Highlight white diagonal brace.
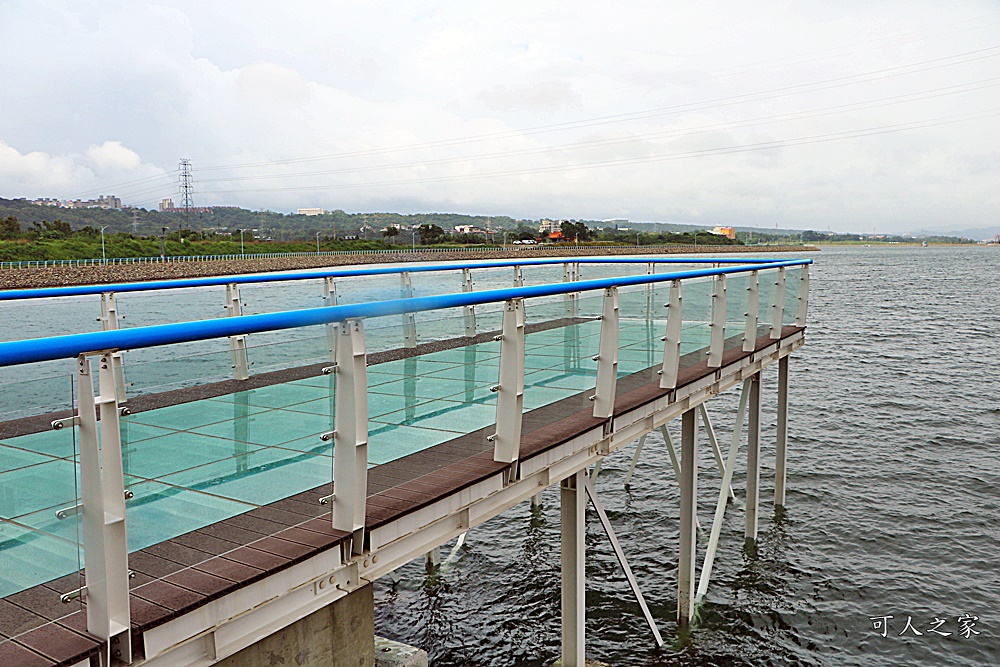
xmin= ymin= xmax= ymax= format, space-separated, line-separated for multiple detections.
xmin=584 ymin=474 xmax=664 ymax=647
xmin=623 ymin=433 xmax=647 ymax=487
xmin=698 ymin=403 xmax=735 ymax=501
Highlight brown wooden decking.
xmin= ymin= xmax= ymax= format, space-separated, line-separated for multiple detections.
xmin=0 ymin=325 xmax=803 ymax=666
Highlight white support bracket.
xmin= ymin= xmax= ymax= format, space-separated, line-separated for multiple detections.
xmin=592 ymin=287 xmax=619 ymax=419
xmin=76 ymin=352 xmax=132 ymax=664
xmin=770 ymin=267 xmax=786 ymax=340
xmin=225 ymin=284 xmax=250 ymax=380
xmin=708 ymin=274 xmax=727 ymax=368
xmin=795 ymin=265 xmax=810 ymax=326
xmin=400 ymin=272 xmax=417 ymax=349
xmin=332 ymin=319 xmax=368 ymax=554
xmin=99 ymin=293 xmax=127 ymax=403
xmin=461 ymin=268 xmax=477 ymax=337
xmin=323 ymin=277 xmax=338 ymax=362
xmin=743 ymin=271 xmax=760 ymax=352
xmin=584 ymin=474 xmax=664 ymax=647
xmin=660 ymin=280 xmax=683 ymax=389
xmin=492 ymin=299 xmax=525 ymax=465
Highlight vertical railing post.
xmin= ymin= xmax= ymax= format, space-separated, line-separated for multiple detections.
xmin=677 ymin=408 xmax=698 ymax=628
xmin=592 ymin=287 xmax=619 ymax=419
xmin=323 ymin=276 xmax=338 ymax=362
xmin=492 ymin=298 xmax=525 ymax=465
xmin=745 ymin=372 xmax=762 ymax=548
xmin=99 ymin=293 xmax=127 ymax=402
xmin=795 ymin=265 xmax=810 ymax=326
xmin=775 ymin=356 xmax=790 ymax=508
xmin=707 ymin=274 xmax=726 ymax=367
xmin=660 ymin=280 xmax=683 ymax=389
xmin=513 ymin=265 xmax=523 ymax=287
xmin=770 ymin=267 xmax=786 ymax=339
xmin=645 ymin=261 xmax=655 ymax=320
xmin=561 ymin=470 xmax=586 ymax=667
xmin=77 ymin=353 xmax=132 ymax=664
xmin=743 ymin=271 xmax=759 ymax=352
xmin=563 ymin=262 xmax=579 ymax=318
xmin=461 ymin=268 xmax=477 ymax=337
xmin=400 ymin=272 xmax=417 ymax=348
xmin=225 ymin=284 xmax=250 ymax=380
xmin=333 ymin=319 xmax=369 ymax=554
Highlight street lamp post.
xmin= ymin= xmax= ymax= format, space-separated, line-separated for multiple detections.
xmin=100 ymin=226 xmax=108 ymax=265
xmin=239 ymin=229 xmax=246 ymax=257
xmin=504 ymin=231 xmax=508 ymax=249
xmin=316 ymin=231 xmax=322 ymax=254
xmin=636 ymin=232 xmax=640 ymax=247
xmin=160 ymin=227 xmax=168 ymax=260
xmin=411 ymin=231 xmax=417 ymax=249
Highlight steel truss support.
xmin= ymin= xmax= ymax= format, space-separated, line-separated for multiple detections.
xmin=708 ymin=274 xmax=726 ymax=367
xmin=323 ymin=277 xmax=338 ymax=362
xmin=99 ymin=293 xmax=127 ymax=402
xmin=461 ymin=268 xmax=477 ymax=337
xmin=769 ymin=268 xmax=786 ymax=339
xmin=698 ymin=404 xmax=735 ymax=502
xmin=492 ymin=298 xmax=525 ymax=465
xmin=563 ymin=262 xmax=579 ymax=318
xmin=661 ymin=425 xmax=701 ymax=532
xmin=224 ymin=283 xmax=250 ymax=380
xmin=775 ymin=356 xmax=790 ymax=508
xmin=745 ymin=372 xmax=762 ymax=546
xmin=76 ymin=352 xmax=132 ymax=665
xmin=584 ymin=475 xmax=664 ymax=647
xmin=333 ymin=319 xmax=369 ymax=554
xmin=697 ymin=378 xmax=751 ymax=601
xmin=400 ymin=272 xmax=417 ymax=348
xmin=592 ymin=287 xmax=619 ymax=419
xmin=677 ymin=409 xmax=698 ymax=628
xmin=660 ymin=280 xmax=683 ymax=389
xmin=743 ymin=270 xmax=759 ymax=352
xmin=623 ymin=433 xmax=646 ymax=487
xmin=561 ymin=470 xmax=585 ymax=667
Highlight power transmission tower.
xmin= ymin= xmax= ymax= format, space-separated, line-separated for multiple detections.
xmin=178 ymin=158 xmax=194 ymax=229
xmin=131 ymin=210 xmax=139 ymax=234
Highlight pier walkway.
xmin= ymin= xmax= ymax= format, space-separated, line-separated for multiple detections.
xmin=0 ymin=256 xmax=809 ymax=667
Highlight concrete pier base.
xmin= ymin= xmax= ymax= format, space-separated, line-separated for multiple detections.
xmin=375 ymin=636 xmax=428 ymax=667
xmin=215 ymin=584 xmax=375 ymax=667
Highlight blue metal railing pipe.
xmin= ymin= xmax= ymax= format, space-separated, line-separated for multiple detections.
xmin=0 ymin=259 xmax=810 ymax=367
xmin=0 ymin=256 xmax=794 ymax=302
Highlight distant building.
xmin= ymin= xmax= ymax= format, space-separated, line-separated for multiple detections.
xmin=602 ymin=218 xmax=628 ymax=228
xmin=32 ymin=195 xmax=122 ymax=209
xmin=454 ymin=225 xmax=486 ymax=234
xmin=538 ymin=219 xmax=561 ymax=234
xmin=159 ymin=198 xmax=174 ymax=212
xmin=30 ymin=198 xmax=61 ymax=207
xmin=710 ymin=226 xmax=736 ymax=239
xmin=297 ymin=208 xmax=326 ymax=216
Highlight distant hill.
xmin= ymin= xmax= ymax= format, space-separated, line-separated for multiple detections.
xmin=920 ymin=225 xmax=1000 ymax=241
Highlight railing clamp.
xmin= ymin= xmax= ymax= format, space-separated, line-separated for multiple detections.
xmin=321 ymin=430 xmax=336 ymax=442
xmin=322 ymin=364 xmax=338 ymax=374
xmin=51 ymin=416 xmax=81 ymax=430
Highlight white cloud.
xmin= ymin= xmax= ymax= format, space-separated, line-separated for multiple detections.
xmin=0 ymin=0 xmax=998 ymax=232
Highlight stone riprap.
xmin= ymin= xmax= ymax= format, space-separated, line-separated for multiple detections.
xmin=0 ymin=245 xmax=816 ymax=290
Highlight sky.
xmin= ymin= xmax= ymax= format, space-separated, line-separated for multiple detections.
xmin=1 ymin=1 xmax=998 ymax=234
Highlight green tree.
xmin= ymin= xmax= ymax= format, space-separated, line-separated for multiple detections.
xmin=0 ymin=215 xmax=19 ymax=239
xmin=382 ymin=226 xmax=400 ymax=243
xmin=561 ymin=221 xmax=590 ymax=241
xmin=417 ymin=223 xmax=445 ymax=244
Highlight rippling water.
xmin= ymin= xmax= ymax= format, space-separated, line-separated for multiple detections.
xmin=373 ymin=246 xmax=1000 ymax=667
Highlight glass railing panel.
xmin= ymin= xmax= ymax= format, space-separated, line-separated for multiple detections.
xmin=117 ymin=285 xmax=225 ymax=328
xmin=783 ymin=266 xmax=803 ymax=328
xmin=757 ymin=268 xmax=778 ymax=340
xmin=679 ymin=276 xmax=714 ymax=359
xmin=724 ymin=273 xmax=752 ymax=353
xmin=616 ymin=283 xmax=666 ymax=376
xmin=124 ymin=342 xmax=237 ymax=395
xmin=0 ymin=371 xmax=83 ymax=642
xmin=0 ymin=295 xmax=98 ymax=342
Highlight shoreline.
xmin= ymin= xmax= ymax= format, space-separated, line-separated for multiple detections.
xmin=0 ymin=244 xmax=816 ymax=290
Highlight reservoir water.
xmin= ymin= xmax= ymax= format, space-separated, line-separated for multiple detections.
xmin=372 ymin=246 xmax=999 ymax=667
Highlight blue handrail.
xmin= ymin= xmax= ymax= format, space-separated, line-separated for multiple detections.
xmin=0 ymin=259 xmax=810 ymax=366
xmin=0 ymin=255 xmax=796 ymax=301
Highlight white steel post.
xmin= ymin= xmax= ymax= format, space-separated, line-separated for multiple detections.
xmin=400 ymin=271 xmax=417 ymax=348
xmin=592 ymin=287 xmax=619 ymax=419
xmin=461 ymin=267 xmax=477 ymax=337
xmin=775 ymin=356 xmax=790 ymax=508
xmin=645 ymin=262 xmax=655 ymax=320
xmin=660 ymin=280 xmax=683 ymax=389
xmin=697 ymin=378 xmax=751 ymax=601
xmin=563 ymin=262 xmax=579 ymax=318
xmin=708 ymin=274 xmax=726 ymax=367
xmin=323 ymin=276 xmax=338 ymax=362
xmin=770 ymin=267 xmax=786 ymax=340
xmin=513 ymin=265 xmax=524 ymax=287
xmin=623 ymin=433 xmax=647 ymax=487
xmin=743 ymin=271 xmax=759 ymax=352
xmin=99 ymin=293 xmax=127 ymax=402
xmin=492 ymin=299 xmax=525 ymax=464
xmin=745 ymin=372 xmax=762 ymax=546
xmin=698 ymin=403 xmax=735 ymax=501
xmin=661 ymin=425 xmax=701 ymax=532
xmin=678 ymin=408 xmax=698 ymax=628
xmin=333 ymin=319 xmax=369 ymax=554
xmin=795 ymin=265 xmax=810 ymax=326
xmin=77 ymin=353 xmax=132 ymax=664
xmin=225 ymin=283 xmax=250 ymax=380
xmin=561 ymin=470 xmax=586 ymax=667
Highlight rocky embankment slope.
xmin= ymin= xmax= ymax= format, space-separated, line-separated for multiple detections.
xmin=0 ymin=245 xmax=816 ymax=290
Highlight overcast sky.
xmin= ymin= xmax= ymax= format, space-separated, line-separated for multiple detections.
xmin=1 ymin=1 xmax=998 ymax=234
